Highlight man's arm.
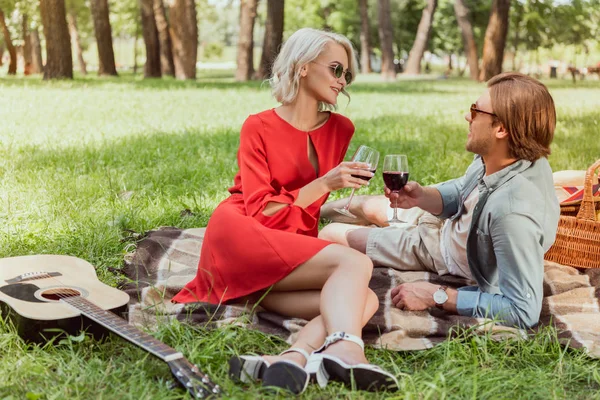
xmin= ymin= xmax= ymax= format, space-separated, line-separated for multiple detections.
xmin=391 ymin=213 xmax=545 ymax=329
xmin=456 ymin=213 xmax=545 ymax=329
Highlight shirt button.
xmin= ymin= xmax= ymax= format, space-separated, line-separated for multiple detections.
xmin=526 ymin=293 xmax=532 ymax=299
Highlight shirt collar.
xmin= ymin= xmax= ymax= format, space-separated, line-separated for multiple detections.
xmin=478 ymin=157 xmax=532 ymax=191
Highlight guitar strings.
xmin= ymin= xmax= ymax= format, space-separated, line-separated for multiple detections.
xmin=29 ymin=272 xmax=218 ymax=395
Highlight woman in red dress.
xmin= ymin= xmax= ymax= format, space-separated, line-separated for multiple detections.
xmin=173 ymin=28 xmax=397 ymax=393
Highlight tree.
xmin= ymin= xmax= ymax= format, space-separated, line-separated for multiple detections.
xmin=139 ymin=0 xmax=161 ymax=77
xmin=169 ymin=0 xmax=198 ymax=79
xmin=0 ymin=8 xmax=16 ymax=75
xmin=40 ymin=0 xmax=73 ymax=79
xmin=30 ymin=26 xmax=44 ymax=73
xmin=153 ymin=0 xmax=174 ymax=76
xmin=378 ymin=0 xmax=395 ymax=80
xmin=454 ymin=0 xmax=479 ymax=80
xmin=90 ymin=0 xmax=117 ymax=76
xmin=358 ymin=0 xmax=371 ymax=74
xmin=479 ymin=0 xmax=511 ymax=81
xmin=405 ymin=0 xmax=437 ymax=75
xmin=22 ymin=14 xmax=33 ymax=75
xmin=66 ymin=9 xmax=87 ymax=74
xmin=256 ymin=0 xmax=284 ymax=79
xmin=236 ymin=0 xmax=258 ymax=81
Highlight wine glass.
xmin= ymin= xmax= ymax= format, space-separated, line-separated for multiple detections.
xmin=333 ymin=145 xmax=380 ymax=218
xmin=382 ymin=155 xmax=409 ymax=224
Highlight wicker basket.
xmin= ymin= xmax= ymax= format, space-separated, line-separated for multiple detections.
xmin=545 ymin=159 xmax=600 ymax=268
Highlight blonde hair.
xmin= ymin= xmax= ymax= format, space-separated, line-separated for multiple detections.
xmin=269 ymin=28 xmax=359 ymax=111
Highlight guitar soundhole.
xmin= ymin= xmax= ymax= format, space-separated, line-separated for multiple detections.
xmin=40 ymin=288 xmax=82 ymax=301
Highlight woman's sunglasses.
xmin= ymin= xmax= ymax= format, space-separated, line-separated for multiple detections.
xmin=470 ymin=103 xmax=497 ymax=120
xmin=312 ymin=62 xmax=353 ymax=85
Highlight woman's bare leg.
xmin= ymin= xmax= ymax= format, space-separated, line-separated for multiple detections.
xmin=319 ymin=223 xmax=372 ymax=252
xmin=261 ymin=289 xmax=379 ymax=366
xmin=320 ymin=195 xmax=390 ymax=226
xmin=254 ymin=244 xmax=375 ymax=366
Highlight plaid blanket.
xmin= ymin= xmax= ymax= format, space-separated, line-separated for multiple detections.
xmin=120 ymin=227 xmax=600 ymax=358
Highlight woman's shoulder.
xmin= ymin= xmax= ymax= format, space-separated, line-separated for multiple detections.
xmin=329 ymin=112 xmax=355 ymax=134
xmin=241 ymin=110 xmax=273 ymax=133
xmin=243 ymin=110 xmax=272 ymax=125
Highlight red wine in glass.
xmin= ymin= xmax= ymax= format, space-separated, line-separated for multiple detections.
xmin=382 ymin=171 xmax=409 ymax=191
xmin=334 ymin=145 xmax=380 ymax=218
xmin=352 ymin=169 xmax=377 ymax=182
xmin=383 ymin=155 xmax=409 ymax=224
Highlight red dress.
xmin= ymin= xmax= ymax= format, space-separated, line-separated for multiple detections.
xmin=173 ymin=109 xmax=354 ymax=304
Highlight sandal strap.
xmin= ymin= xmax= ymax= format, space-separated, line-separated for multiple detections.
xmin=314 ymin=331 xmax=364 ymax=354
xmin=279 ymin=347 xmax=311 ymax=361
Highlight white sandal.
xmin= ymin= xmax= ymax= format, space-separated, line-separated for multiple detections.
xmin=262 ymin=347 xmax=311 ymax=395
xmin=229 ymin=347 xmax=311 ymax=394
xmin=305 ymin=331 xmax=399 ymax=392
xmin=228 ymin=354 xmax=270 ymax=383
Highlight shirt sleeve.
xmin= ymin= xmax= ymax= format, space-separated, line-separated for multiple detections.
xmin=435 ymin=175 xmax=465 ymax=219
xmin=456 ymin=213 xmax=545 ymax=329
xmin=237 ymin=115 xmax=318 ymax=233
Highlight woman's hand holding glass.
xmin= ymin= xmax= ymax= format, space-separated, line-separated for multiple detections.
xmin=332 ymin=145 xmax=379 ymax=218
xmin=321 ymin=161 xmax=374 ymax=191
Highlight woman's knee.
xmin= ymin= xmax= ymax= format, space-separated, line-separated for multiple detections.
xmin=318 ymin=223 xmax=343 ymax=243
xmin=361 ymin=196 xmax=389 ymax=226
xmin=337 ymin=247 xmax=373 ymax=278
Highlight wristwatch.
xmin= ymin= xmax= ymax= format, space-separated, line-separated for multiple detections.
xmin=433 ymin=286 xmax=449 ymax=309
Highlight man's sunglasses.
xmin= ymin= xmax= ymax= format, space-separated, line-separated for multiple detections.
xmin=470 ymin=104 xmax=497 ymax=120
xmin=312 ymin=62 xmax=353 ymax=85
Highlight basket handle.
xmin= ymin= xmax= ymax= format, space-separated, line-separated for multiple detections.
xmin=576 ymin=159 xmax=600 ymax=221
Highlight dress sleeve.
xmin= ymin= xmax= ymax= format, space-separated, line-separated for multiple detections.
xmin=238 ymin=115 xmax=319 ymax=233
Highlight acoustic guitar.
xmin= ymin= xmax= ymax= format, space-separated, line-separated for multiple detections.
xmin=0 ymin=254 xmax=220 ymax=399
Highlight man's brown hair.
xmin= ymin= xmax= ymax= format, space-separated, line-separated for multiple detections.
xmin=487 ymin=72 xmax=556 ymax=161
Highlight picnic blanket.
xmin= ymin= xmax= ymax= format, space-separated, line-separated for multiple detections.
xmin=120 ymin=227 xmax=600 ymax=358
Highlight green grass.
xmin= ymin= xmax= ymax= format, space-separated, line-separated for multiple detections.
xmin=1 ymin=73 xmax=600 ymax=399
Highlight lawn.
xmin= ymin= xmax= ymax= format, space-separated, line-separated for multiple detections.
xmin=1 ymin=72 xmax=600 ymax=399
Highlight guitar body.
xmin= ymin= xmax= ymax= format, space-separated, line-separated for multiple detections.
xmin=0 ymin=254 xmax=220 ymax=398
xmin=0 ymin=255 xmax=129 ymax=343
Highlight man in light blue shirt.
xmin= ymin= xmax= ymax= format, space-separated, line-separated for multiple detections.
xmin=320 ymin=72 xmax=560 ymax=329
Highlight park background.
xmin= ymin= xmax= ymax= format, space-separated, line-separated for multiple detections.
xmin=1 ymin=0 xmax=600 ymax=399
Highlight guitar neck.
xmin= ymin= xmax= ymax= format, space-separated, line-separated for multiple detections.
xmin=61 ymin=296 xmax=182 ymax=362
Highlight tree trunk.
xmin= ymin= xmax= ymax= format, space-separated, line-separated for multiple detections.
xmin=405 ymin=0 xmax=437 ymax=75
xmin=511 ymin=2 xmax=523 ymax=72
xmin=90 ymin=0 xmax=118 ymax=76
xmin=66 ymin=11 xmax=87 ymax=75
xmin=0 ymin=42 xmax=4 ymax=66
xmin=479 ymin=0 xmax=511 ymax=82
xmin=0 ymin=9 xmax=17 ymax=75
xmin=168 ymin=0 xmax=198 ymax=79
xmin=454 ymin=0 xmax=479 ymax=80
xmin=153 ymin=0 xmax=174 ymax=76
xmin=377 ymin=0 xmax=395 ymax=80
xmin=256 ymin=0 xmax=284 ymax=79
xmin=236 ymin=0 xmax=258 ymax=81
xmin=30 ymin=27 xmax=44 ymax=74
xmin=22 ymin=15 xmax=33 ymax=75
xmin=139 ymin=0 xmax=161 ymax=78
xmin=358 ymin=0 xmax=371 ymax=74
xmin=40 ymin=0 xmax=73 ymax=79
xmin=133 ymin=16 xmax=140 ymax=74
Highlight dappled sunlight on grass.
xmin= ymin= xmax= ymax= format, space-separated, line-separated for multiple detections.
xmin=1 ymin=76 xmax=600 ymax=399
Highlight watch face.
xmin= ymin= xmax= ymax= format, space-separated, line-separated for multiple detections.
xmin=433 ymin=289 xmax=449 ymax=304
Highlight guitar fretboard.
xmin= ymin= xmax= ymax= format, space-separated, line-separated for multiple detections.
xmin=62 ymin=296 xmax=182 ymax=362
